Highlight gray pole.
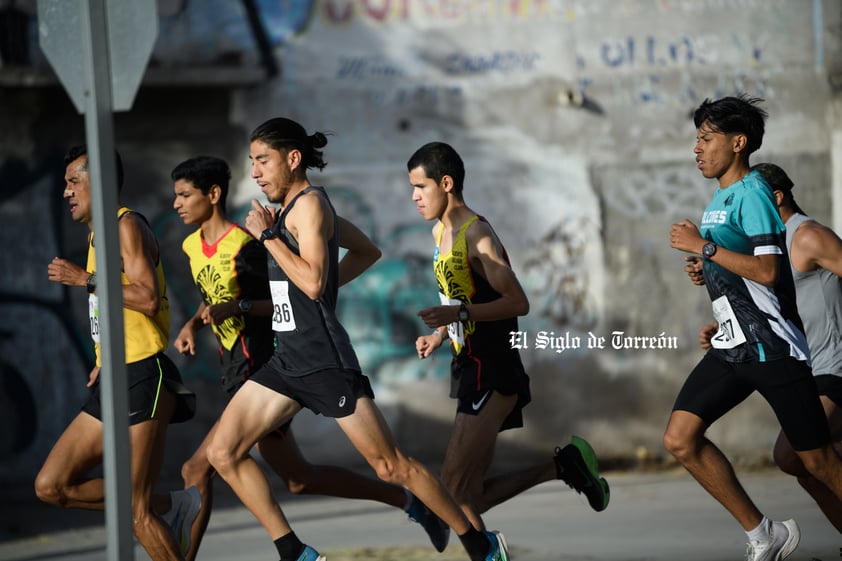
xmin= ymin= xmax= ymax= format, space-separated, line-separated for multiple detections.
xmin=79 ymin=1 xmax=134 ymax=560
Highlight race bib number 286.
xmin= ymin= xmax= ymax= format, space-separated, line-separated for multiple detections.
xmin=270 ymin=280 xmax=296 ymax=332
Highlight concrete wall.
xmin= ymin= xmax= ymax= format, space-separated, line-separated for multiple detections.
xmin=1 ymin=0 xmax=841 ymax=489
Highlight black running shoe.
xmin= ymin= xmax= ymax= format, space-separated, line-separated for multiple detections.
xmin=554 ymin=435 xmax=610 ymax=512
xmin=406 ymin=494 xmax=450 ymax=552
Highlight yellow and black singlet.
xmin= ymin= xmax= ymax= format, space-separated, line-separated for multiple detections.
xmin=433 ymin=215 xmax=520 ymax=361
xmin=182 ymin=223 xmax=270 ymax=351
xmin=87 ymin=208 xmax=169 ymax=366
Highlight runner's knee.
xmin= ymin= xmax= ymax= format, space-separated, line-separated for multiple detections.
xmin=285 ymin=477 xmax=309 ymax=495
xmin=440 ymin=465 xmax=477 ymax=502
xmin=662 ymin=424 xmax=695 ymax=461
xmin=181 ymin=453 xmax=212 ymax=486
xmin=276 ymin=466 xmax=315 ymax=495
xmin=370 ymin=454 xmax=413 ymax=485
xmin=798 ymin=447 xmax=836 ymax=483
xmin=772 ymin=439 xmax=804 ymax=476
xmin=34 ymin=471 xmax=65 ymax=507
xmin=205 ymin=440 xmax=237 ymax=474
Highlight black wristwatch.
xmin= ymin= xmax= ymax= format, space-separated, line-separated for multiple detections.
xmin=702 ymin=242 xmax=718 ymax=260
xmin=259 ymin=228 xmax=277 ymax=244
xmin=457 ymin=302 xmax=470 ymax=323
xmin=238 ymin=299 xmax=252 ymax=315
xmin=86 ymin=273 xmax=97 ymax=294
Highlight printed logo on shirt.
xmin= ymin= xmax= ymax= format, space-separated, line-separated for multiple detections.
xmin=702 ymin=210 xmax=728 ymax=225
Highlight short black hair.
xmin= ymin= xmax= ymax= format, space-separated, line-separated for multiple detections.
xmin=63 ymin=144 xmax=125 ymax=191
xmin=751 ymin=162 xmax=793 ymax=192
xmin=693 ymin=94 xmax=768 ymax=156
xmin=171 ymin=156 xmax=231 ymax=212
xmin=752 ymin=162 xmax=804 ymax=215
xmin=406 ymin=142 xmax=466 ymax=196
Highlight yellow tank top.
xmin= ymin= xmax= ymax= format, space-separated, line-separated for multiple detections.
xmin=87 ymin=207 xmax=170 ymax=365
xmin=433 ymin=215 xmax=479 ymax=355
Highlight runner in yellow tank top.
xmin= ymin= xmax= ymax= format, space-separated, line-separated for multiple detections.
xmin=408 ymin=142 xmax=610 ymax=546
xmin=37 ymin=145 xmax=194 ymax=561
xmin=87 ymin=207 xmax=170 ymax=365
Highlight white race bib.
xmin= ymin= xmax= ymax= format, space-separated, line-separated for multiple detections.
xmin=710 ymin=295 xmax=747 ymax=349
xmin=88 ymin=294 xmax=101 ymax=343
xmin=438 ymin=293 xmax=465 ymax=349
xmin=270 ymin=280 xmax=296 ymax=332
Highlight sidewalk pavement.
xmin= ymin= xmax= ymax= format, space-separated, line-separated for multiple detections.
xmin=1 ymin=469 xmax=838 ymax=561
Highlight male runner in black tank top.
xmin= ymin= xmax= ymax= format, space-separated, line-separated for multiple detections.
xmin=206 ymin=118 xmax=509 ymax=561
xmin=159 ymin=155 xmax=448 ymax=560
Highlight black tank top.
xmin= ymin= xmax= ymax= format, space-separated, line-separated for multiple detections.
xmin=266 ymin=186 xmax=361 ymax=376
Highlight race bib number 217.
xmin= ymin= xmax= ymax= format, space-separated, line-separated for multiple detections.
xmin=710 ymin=295 xmax=747 ymax=349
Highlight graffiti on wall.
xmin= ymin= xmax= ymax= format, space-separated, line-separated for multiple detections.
xmin=597 ymin=164 xmax=713 ymax=221
xmin=269 ymin=0 xmax=801 ymax=111
xmin=520 ymin=216 xmax=599 ymax=329
xmin=0 ymin=157 xmax=93 ymax=475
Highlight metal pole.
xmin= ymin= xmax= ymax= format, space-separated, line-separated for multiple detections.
xmin=79 ymin=0 xmax=134 ymax=559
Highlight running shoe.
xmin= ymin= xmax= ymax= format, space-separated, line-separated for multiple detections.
xmin=744 ymin=519 xmax=799 ymax=561
xmin=483 ymin=530 xmax=509 ymax=561
xmin=293 ymin=545 xmax=326 ymax=561
xmin=554 ymin=435 xmax=610 ymax=512
xmin=161 ymin=486 xmax=202 ymax=556
xmin=406 ymin=494 xmax=450 ymax=552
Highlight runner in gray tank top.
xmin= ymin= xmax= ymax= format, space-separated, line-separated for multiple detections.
xmin=699 ymin=162 xmax=842 ymax=533
xmin=763 ymin=163 xmax=842 ymax=533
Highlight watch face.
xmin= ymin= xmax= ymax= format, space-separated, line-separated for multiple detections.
xmin=458 ymin=309 xmax=469 ymax=321
xmin=703 ymin=243 xmax=716 ymax=258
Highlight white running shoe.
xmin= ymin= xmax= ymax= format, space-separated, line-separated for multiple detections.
xmin=161 ymin=486 xmax=202 ymax=556
xmin=745 ymin=519 xmax=800 ymax=561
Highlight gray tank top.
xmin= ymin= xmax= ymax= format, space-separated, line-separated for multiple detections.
xmin=785 ymin=213 xmax=842 ymax=376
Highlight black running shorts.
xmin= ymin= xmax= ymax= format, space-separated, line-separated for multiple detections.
xmin=456 ymin=388 xmax=525 ymax=432
xmin=223 ymin=344 xmax=290 ymax=436
xmin=673 ymin=353 xmax=830 ymax=451
xmin=249 ymin=366 xmax=375 ymax=418
xmin=451 ymin=352 xmax=531 ymax=432
xmin=83 ymin=352 xmax=195 ymax=425
xmin=815 ymin=374 xmax=842 ymax=408
xmin=220 ymin=333 xmax=273 ymax=396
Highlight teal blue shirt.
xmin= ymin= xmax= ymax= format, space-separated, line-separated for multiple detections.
xmin=699 ymin=170 xmax=809 ymax=364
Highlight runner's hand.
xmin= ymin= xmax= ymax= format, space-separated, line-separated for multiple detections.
xmin=87 ymin=366 xmax=101 ymax=388
xmin=416 ymin=333 xmax=443 ymax=359
xmin=684 ymin=256 xmax=705 ymax=286
xmin=699 ymin=322 xmax=718 ymax=350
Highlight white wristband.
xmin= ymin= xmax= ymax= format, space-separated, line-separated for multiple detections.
xmin=432 ymin=330 xmax=444 ymax=339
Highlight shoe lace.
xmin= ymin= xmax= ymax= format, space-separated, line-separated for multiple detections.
xmin=744 ymin=540 xmax=757 ymax=561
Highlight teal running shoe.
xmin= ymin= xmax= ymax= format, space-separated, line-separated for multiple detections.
xmin=483 ymin=530 xmax=509 ymax=561
xmin=294 ymin=545 xmax=325 ymax=561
